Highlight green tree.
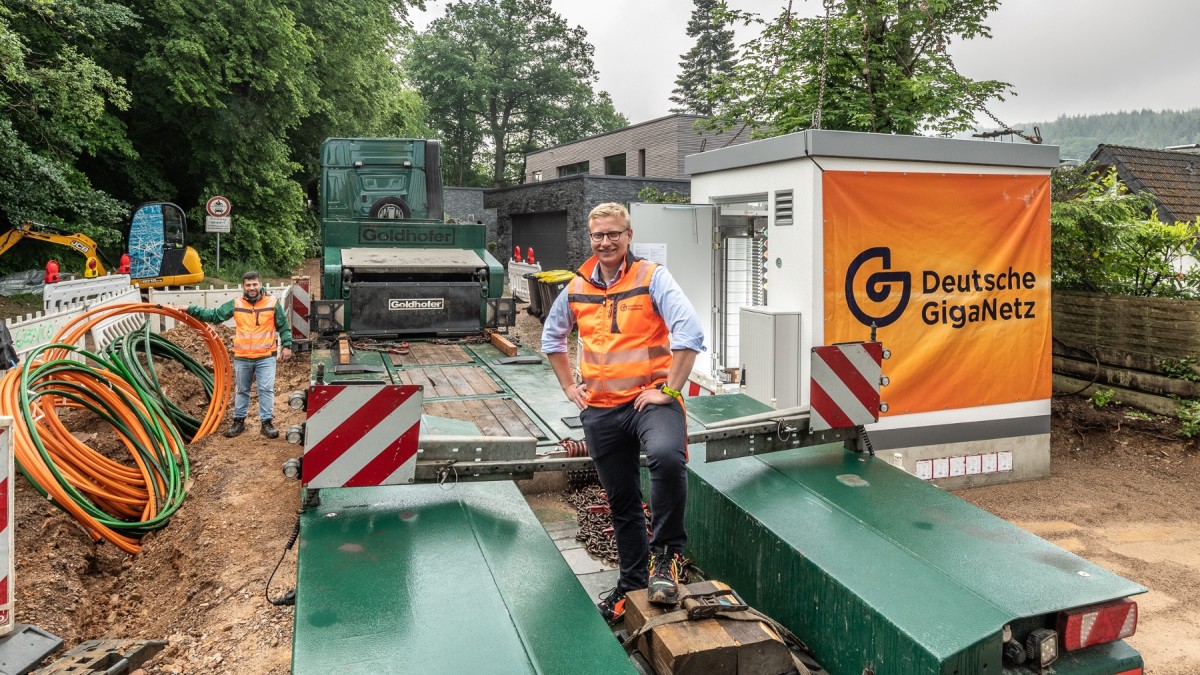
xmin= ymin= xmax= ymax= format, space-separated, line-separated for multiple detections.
xmin=0 ymin=0 xmax=133 ymax=249
xmin=288 ymin=0 xmax=431 ymax=180
xmin=110 ymin=0 xmax=322 ymax=272
xmin=637 ymin=187 xmax=689 ymax=204
xmin=669 ymin=0 xmax=738 ymax=116
xmin=1022 ymin=108 xmax=1200 ymax=161
xmin=1052 ymin=167 xmax=1200 ymax=298
xmin=710 ymin=0 xmax=1012 ymax=137
xmin=406 ymin=0 xmax=628 ymax=187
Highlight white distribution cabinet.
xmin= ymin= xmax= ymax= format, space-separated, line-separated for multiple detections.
xmin=740 ymin=307 xmax=802 ymax=409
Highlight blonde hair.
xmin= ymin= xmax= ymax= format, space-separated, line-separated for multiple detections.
xmin=588 ymin=202 xmax=630 ymax=228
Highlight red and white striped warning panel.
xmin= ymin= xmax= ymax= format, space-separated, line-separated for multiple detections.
xmin=0 ymin=419 xmax=14 ymax=637
xmin=289 ymin=277 xmax=311 ymax=342
xmin=302 ymin=385 xmax=423 ymax=488
xmin=810 ymin=342 xmax=883 ymax=431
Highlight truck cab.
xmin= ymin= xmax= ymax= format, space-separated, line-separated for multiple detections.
xmin=314 ymin=138 xmax=511 ymax=337
xmin=319 ymin=137 xmax=443 ymax=224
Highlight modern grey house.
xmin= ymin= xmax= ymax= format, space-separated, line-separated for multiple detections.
xmin=523 ymin=114 xmax=752 ymax=183
xmin=485 ymin=114 xmax=754 ymax=270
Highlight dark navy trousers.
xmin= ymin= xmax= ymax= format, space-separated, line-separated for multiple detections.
xmin=580 ymin=397 xmax=688 ymax=591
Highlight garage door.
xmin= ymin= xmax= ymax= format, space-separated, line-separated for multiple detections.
xmin=512 ymin=211 xmax=570 ymax=271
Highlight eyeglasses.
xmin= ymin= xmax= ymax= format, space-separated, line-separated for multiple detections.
xmin=589 ymin=230 xmax=628 ymax=242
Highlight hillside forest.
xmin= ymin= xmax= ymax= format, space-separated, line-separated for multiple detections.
xmin=1028 ymin=108 xmax=1200 ymax=161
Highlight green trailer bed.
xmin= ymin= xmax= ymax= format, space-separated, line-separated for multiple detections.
xmin=683 ymin=394 xmax=1145 ymax=675
xmin=292 ymin=481 xmax=636 ymax=675
xmin=293 ymin=342 xmax=1145 ymax=675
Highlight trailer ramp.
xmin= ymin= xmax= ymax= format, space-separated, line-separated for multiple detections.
xmin=292 ymin=481 xmax=634 ymax=674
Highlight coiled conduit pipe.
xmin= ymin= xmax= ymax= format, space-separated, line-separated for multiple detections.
xmin=0 ymin=304 xmax=231 ymax=554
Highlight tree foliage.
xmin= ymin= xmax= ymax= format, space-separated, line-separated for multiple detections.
xmin=708 ymin=0 xmax=1012 ymax=138
xmin=0 ymin=0 xmax=428 ymax=277
xmin=669 ymin=0 xmax=738 ymax=116
xmin=1052 ymin=167 xmax=1200 ymax=298
xmin=0 ymin=0 xmax=133 ymax=249
xmin=637 ymin=187 xmax=689 ymax=204
xmin=406 ymin=0 xmax=627 ymax=188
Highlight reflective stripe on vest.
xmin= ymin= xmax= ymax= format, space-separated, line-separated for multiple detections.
xmin=567 ymin=256 xmax=672 ymax=407
xmin=233 ymin=295 xmax=278 ymax=359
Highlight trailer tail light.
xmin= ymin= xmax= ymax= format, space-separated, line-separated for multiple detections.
xmin=1057 ymin=598 xmax=1137 ymax=652
xmin=1113 ymin=669 xmax=1142 ymax=675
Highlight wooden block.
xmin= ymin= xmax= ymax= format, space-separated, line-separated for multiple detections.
xmin=626 ymin=581 xmax=793 ymax=675
xmin=485 ymin=328 xmax=519 ymax=357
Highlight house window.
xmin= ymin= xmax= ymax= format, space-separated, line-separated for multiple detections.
xmin=604 ymin=153 xmax=627 ymax=176
xmin=638 ymin=149 xmax=646 ymax=177
xmin=532 ymin=170 xmax=543 ymax=182
xmin=557 ymin=161 xmax=590 ymax=177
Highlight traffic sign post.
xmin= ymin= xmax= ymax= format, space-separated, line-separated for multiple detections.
xmin=205 ymin=196 xmax=232 ymax=273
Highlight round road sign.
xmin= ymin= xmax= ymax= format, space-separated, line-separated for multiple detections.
xmin=206 ymin=196 xmax=232 ymax=217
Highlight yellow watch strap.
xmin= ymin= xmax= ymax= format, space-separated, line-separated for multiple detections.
xmin=661 ymin=385 xmax=682 ymax=399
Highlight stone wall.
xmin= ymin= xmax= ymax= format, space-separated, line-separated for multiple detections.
xmin=443 ymin=187 xmax=496 ymax=234
xmin=484 ymin=175 xmax=690 ymax=269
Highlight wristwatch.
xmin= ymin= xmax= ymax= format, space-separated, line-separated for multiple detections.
xmin=658 ymin=383 xmax=682 ymax=399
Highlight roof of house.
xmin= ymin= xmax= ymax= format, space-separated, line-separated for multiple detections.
xmin=1087 ymin=144 xmax=1200 ymax=223
xmin=524 ymin=113 xmax=711 ymax=157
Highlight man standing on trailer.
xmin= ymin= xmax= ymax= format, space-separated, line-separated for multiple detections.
xmin=542 ymin=202 xmax=705 ymax=623
xmin=181 ymin=271 xmax=292 ymax=439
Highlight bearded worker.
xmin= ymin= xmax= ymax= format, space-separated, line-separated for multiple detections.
xmin=182 ymin=271 xmax=292 ymax=438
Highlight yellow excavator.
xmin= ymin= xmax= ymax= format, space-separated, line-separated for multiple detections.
xmin=0 ymin=202 xmax=205 ymax=289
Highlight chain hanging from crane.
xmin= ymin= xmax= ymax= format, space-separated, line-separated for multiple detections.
xmin=813 ymin=0 xmax=834 ymax=130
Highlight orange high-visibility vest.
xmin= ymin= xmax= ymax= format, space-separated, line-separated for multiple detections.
xmin=233 ymin=295 xmax=278 ymax=359
xmin=567 ymin=255 xmax=672 ymax=407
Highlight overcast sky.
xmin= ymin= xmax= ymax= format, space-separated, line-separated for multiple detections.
xmin=412 ymin=0 xmax=1200 ymax=129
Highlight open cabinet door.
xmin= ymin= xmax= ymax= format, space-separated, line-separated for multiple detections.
xmin=628 ymin=202 xmax=717 ymax=375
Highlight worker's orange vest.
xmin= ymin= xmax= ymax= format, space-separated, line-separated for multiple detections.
xmin=233 ymin=295 xmax=278 ymax=359
xmin=567 ymin=256 xmax=672 ymax=407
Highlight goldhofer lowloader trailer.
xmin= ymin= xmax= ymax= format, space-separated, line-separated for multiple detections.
xmin=285 ymin=138 xmax=1146 ymax=675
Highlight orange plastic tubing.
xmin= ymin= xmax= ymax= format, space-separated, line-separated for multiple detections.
xmin=0 ymin=303 xmax=231 ymax=554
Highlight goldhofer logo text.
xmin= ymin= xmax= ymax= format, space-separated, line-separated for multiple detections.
xmin=389 ymin=298 xmax=444 ymax=310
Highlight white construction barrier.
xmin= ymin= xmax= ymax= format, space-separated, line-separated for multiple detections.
xmin=88 ymin=286 xmax=147 ymax=352
xmin=43 ymin=274 xmax=132 ymax=313
xmin=507 ymin=261 xmax=541 ymax=302
xmin=5 ymin=285 xmax=148 ymax=364
xmin=148 ymin=284 xmax=291 ymax=333
xmin=0 ymin=416 xmax=11 ymax=636
xmin=5 ymin=303 xmax=87 ymax=362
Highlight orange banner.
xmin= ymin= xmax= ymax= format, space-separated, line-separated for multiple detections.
xmin=823 ymin=171 xmax=1051 ymax=416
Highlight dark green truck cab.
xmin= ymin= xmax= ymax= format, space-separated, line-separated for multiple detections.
xmin=314 ymin=138 xmax=510 ymax=337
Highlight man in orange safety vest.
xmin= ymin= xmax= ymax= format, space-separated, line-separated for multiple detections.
xmin=542 ymin=203 xmax=705 ymax=624
xmin=182 ymin=271 xmax=293 ymax=439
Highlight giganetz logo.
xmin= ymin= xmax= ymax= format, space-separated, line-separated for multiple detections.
xmin=845 ymin=247 xmax=911 ymax=327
